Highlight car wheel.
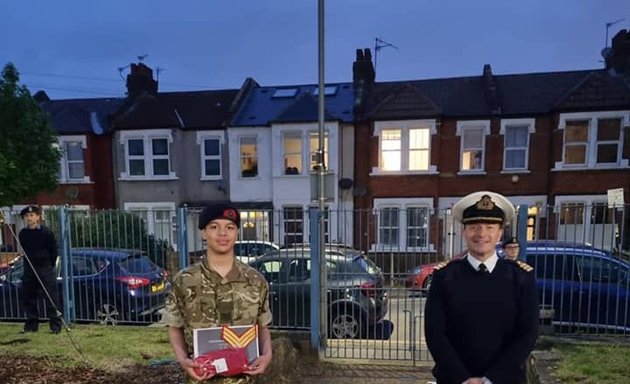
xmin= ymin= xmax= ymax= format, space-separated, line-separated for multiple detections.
xmin=96 ymin=303 xmax=121 ymax=325
xmin=423 ymin=274 xmax=433 ymax=292
xmin=329 ymin=309 xmax=363 ymax=339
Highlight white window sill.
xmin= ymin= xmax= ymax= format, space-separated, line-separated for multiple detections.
xmin=456 ymin=170 xmax=487 ymax=176
xmin=200 ymin=176 xmax=223 ymax=181
xmin=118 ymin=175 xmax=179 ymax=181
xmin=552 ymin=162 xmax=629 ymax=171
xmin=500 ymin=170 xmax=531 ymax=174
xmin=371 ymin=165 xmax=438 ymax=176
xmin=370 ymin=170 xmax=439 ymax=176
xmin=59 ymin=178 xmax=92 ymax=184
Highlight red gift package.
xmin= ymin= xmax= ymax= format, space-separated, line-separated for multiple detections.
xmin=193 ymin=347 xmax=249 ymax=377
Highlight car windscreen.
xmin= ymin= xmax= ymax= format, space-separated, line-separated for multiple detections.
xmin=351 ymin=254 xmax=381 ymax=275
xmin=118 ymin=255 xmax=159 ymax=273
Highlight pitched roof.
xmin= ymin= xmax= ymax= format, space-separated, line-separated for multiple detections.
xmin=551 ymin=71 xmax=630 ymax=111
xmin=41 ymin=98 xmax=124 ymax=135
xmin=360 ymin=68 xmax=630 ymax=119
xmin=113 ymin=90 xmax=239 ymax=130
xmin=273 ymin=92 xmax=336 ymax=123
xmin=231 ymin=83 xmax=354 ymax=126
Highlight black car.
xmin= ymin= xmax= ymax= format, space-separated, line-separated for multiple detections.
xmin=249 ymin=247 xmax=388 ymax=339
xmin=0 ymin=248 xmax=169 ymax=325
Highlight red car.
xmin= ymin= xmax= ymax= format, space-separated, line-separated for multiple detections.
xmin=405 ymin=245 xmax=505 ymax=292
xmin=405 ymin=251 xmax=469 ymax=292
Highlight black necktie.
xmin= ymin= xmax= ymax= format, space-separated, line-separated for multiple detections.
xmin=478 ymin=263 xmax=488 ymax=274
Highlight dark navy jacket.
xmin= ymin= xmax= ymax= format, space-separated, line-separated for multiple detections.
xmin=424 ymin=257 xmax=539 ymax=384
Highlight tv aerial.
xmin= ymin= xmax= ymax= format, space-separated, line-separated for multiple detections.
xmin=374 ymin=37 xmax=398 ymax=70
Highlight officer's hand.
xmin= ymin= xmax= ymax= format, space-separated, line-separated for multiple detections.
xmin=244 ymin=353 xmax=272 ymax=375
xmin=463 ymin=378 xmax=484 ymax=384
xmin=179 ymin=357 xmax=215 ymax=381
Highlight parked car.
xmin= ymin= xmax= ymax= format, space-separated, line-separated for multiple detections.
xmin=234 ymin=241 xmax=280 ymax=264
xmin=0 ymin=248 xmax=169 ymax=325
xmin=405 ymin=245 xmax=504 ymax=292
xmin=249 ymin=246 xmax=388 ymax=339
xmin=524 ymin=241 xmax=630 ymax=333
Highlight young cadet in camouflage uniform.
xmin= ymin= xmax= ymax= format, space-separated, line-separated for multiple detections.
xmin=425 ymin=192 xmax=539 ymax=384
xmin=163 ymin=203 xmax=273 ymax=383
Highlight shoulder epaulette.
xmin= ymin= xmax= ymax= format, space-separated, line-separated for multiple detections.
xmin=433 ymin=260 xmax=452 ymax=271
xmin=516 ymin=260 xmax=533 ymax=272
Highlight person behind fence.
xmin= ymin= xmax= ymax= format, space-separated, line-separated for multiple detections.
xmin=162 ymin=203 xmax=273 ymax=383
xmin=502 ymin=236 xmax=520 ymax=261
xmin=18 ymin=205 xmax=62 ymax=334
xmin=425 ymin=191 xmax=539 ymax=384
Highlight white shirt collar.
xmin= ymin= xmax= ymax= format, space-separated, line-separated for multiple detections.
xmin=466 ymin=253 xmax=499 ymax=273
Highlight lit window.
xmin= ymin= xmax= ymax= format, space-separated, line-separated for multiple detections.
xmin=309 ymin=132 xmax=328 ymax=171
xmin=461 ymin=127 xmax=484 ymax=171
xmin=283 ymin=132 xmax=302 ymax=175
xmin=381 ymin=130 xmax=402 ymax=171
xmin=409 ymin=128 xmax=430 ymax=171
xmin=240 ymin=137 xmax=258 ymax=178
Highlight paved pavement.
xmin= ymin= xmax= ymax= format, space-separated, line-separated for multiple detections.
xmin=302 ymin=362 xmax=436 ymax=383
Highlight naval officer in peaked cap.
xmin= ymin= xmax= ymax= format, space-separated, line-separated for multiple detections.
xmin=425 ymin=191 xmax=539 ymax=384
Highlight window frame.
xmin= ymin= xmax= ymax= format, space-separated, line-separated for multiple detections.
xmin=372 ymin=120 xmax=437 ymax=175
xmin=58 ymin=135 xmax=90 ymax=183
xmin=123 ymin=202 xmax=175 ymax=246
xmin=373 ymin=198 xmax=434 ymax=251
xmin=119 ymin=129 xmax=176 ymax=180
xmin=282 ymin=132 xmax=303 ymax=175
xmin=239 ymin=136 xmax=258 ymax=178
xmin=555 ymin=111 xmax=630 ymax=170
xmin=282 ymin=206 xmax=304 ymax=245
xmin=500 ymin=118 xmax=535 ymax=172
xmin=196 ymin=132 xmax=224 ymax=180
xmin=456 ymin=120 xmax=490 ymax=174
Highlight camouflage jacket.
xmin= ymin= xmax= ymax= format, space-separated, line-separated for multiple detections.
xmin=163 ymin=258 xmax=272 ymax=384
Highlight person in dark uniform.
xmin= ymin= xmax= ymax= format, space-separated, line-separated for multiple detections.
xmin=18 ymin=205 xmax=62 ymax=334
xmin=425 ymin=191 xmax=539 ymax=384
xmin=502 ymin=236 xmax=520 ymax=261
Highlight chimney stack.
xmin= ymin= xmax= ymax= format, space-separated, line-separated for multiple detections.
xmin=352 ymin=48 xmax=375 ymax=108
xmin=605 ymin=29 xmax=630 ymax=76
xmin=126 ymin=62 xmax=158 ymax=97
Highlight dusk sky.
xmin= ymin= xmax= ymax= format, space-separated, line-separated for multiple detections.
xmin=1 ymin=0 xmax=628 ymax=100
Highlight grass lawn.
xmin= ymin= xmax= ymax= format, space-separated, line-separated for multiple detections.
xmin=550 ymin=338 xmax=630 ymax=384
xmin=0 ymin=322 xmax=174 ymax=369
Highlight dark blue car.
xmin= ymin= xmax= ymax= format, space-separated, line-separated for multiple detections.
xmin=0 ymin=248 xmax=169 ymax=325
xmin=524 ymin=241 xmax=630 ymax=333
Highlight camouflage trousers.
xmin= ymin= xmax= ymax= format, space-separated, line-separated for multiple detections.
xmin=186 ymin=374 xmax=255 ymax=384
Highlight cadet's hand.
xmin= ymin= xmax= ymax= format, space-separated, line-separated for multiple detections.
xmin=178 ymin=357 xmax=215 ymax=381
xmin=244 ymin=353 xmax=272 ymax=375
xmin=463 ymin=378 xmax=484 ymax=384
